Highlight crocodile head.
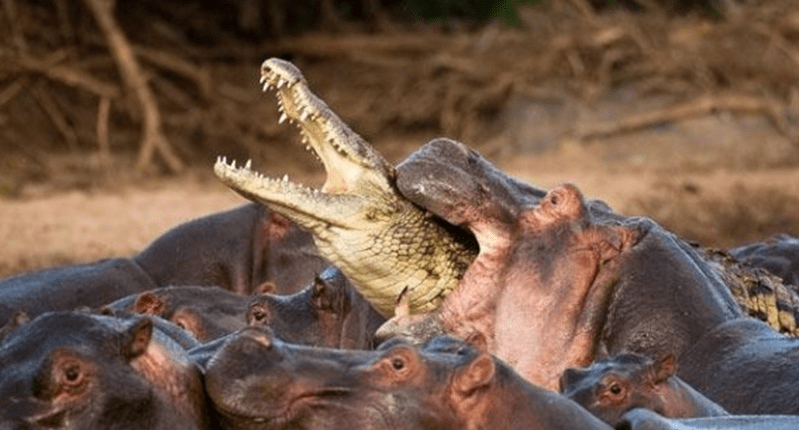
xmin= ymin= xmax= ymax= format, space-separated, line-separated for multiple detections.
xmin=215 ymin=59 xmax=477 ymax=318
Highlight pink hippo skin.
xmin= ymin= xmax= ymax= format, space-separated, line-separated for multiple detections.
xmin=386 ymin=138 xmax=742 ymax=392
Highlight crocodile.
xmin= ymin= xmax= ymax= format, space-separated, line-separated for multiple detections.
xmin=214 ymin=58 xmax=476 ymax=318
xmin=215 ymin=58 xmax=799 ymax=335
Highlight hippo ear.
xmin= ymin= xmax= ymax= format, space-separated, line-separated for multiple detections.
xmin=455 ymin=353 xmax=495 ymax=395
xmin=559 ymin=367 xmax=586 ymax=393
xmin=652 ymin=353 xmax=677 ymax=383
xmin=123 ymin=317 xmax=153 ymax=360
xmin=255 ymin=281 xmax=278 ymax=295
xmin=312 ymin=275 xmax=345 ymax=312
xmin=133 ymin=292 xmax=168 ymax=316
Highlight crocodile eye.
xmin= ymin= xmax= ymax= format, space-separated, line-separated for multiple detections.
xmin=391 ymin=358 xmax=405 ymax=370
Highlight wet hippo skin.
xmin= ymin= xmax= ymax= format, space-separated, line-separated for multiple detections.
xmin=246 ymin=266 xmax=385 ymax=349
xmin=106 ymin=266 xmax=384 ymax=348
xmin=0 ymin=258 xmax=157 ymax=327
xmin=134 ymin=203 xmax=329 ymax=295
xmin=200 ymin=327 xmax=613 ymax=430
xmin=677 ymin=318 xmax=799 ymax=415
xmin=0 ymin=311 xmax=216 ymax=430
xmin=387 ymin=138 xmax=741 ymax=391
xmin=560 ymin=352 xmax=727 ymax=426
xmin=106 ymin=285 xmax=252 ymax=342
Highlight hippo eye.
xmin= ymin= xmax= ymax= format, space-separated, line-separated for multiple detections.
xmin=391 ymin=358 xmax=405 ymax=370
xmin=550 ymin=194 xmax=559 ymax=205
xmin=63 ymin=365 xmax=82 ymax=384
xmin=608 ymin=383 xmax=622 ymax=395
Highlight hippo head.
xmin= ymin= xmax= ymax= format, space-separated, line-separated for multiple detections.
xmin=246 ymin=266 xmax=385 ymax=349
xmin=0 ymin=311 xmax=209 ymax=430
xmin=203 ymin=326 xmax=520 ymax=430
xmin=560 ymin=353 xmax=677 ymax=426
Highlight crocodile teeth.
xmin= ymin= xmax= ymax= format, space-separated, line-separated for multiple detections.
xmin=245 ymin=159 xmax=252 ymax=170
xmin=279 ymin=112 xmax=288 ymax=124
xmin=282 ymin=174 xmax=289 ymax=182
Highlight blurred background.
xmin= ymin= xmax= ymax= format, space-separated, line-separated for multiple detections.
xmin=1 ymin=0 xmax=799 ymax=275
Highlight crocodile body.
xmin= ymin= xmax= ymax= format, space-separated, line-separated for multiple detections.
xmin=214 ymin=58 xmax=476 ymax=318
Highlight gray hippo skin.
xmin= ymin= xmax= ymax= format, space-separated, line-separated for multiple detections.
xmin=200 ymin=328 xmax=613 ymax=430
xmin=617 ymin=408 xmax=799 ymax=430
xmin=388 ymin=138 xmax=741 ymax=391
xmin=0 ymin=311 xmax=216 ymax=430
xmin=560 ymin=352 xmax=727 ymax=426
xmin=677 ymin=318 xmax=799 ymax=415
xmin=105 ymin=266 xmax=384 ymax=348
xmin=134 ymin=203 xmax=329 ymax=295
xmin=246 ymin=266 xmax=385 ymax=349
xmin=0 ymin=258 xmax=157 ymax=326
xmin=105 ymin=285 xmax=252 ymax=342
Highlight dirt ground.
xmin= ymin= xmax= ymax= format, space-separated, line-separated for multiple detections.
xmin=3 ymin=2 xmax=799 ymax=279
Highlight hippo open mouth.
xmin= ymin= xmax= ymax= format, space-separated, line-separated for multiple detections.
xmin=214 ymin=59 xmax=477 ymax=318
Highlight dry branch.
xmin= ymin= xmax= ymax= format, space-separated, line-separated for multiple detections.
xmin=0 ymin=78 xmax=26 ymax=108
xmin=17 ymin=56 xmax=120 ymax=99
xmin=96 ymin=97 xmax=112 ymax=170
xmin=575 ymin=94 xmax=789 ymax=141
xmin=2 ymin=0 xmax=28 ymax=51
xmin=134 ymin=45 xmax=213 ymax=99
xmin=82 ymin=0 xmax=184 ymax=174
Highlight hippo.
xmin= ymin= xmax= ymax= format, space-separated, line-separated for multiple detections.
xmin=133 ymin=203 xmax=329 ymax=295
xmin=200 ymin=327 xmax=613 ymax=430
xmin=560 ymin=352 xmax=728 ymax=426
xmin=0 ymin=311 xmax=215 ymax=429
xmin=380 ymin=138 xmax=742 ymax=392
xmin=730 ymin=234 xmax=799 ymax=287
xmin=0 ymin=258 xmax=158 ymax=327
xmin=378 ymin=138 xmax=799 ymax=414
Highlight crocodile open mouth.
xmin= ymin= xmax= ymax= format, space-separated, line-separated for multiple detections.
xmin=214 ymin=58 xmax=394 ymax=202
xmin=213 ymin=58 xmax=478 ymax=318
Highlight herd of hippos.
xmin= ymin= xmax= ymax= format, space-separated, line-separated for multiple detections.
xmin=4 ymin=58 xmax=799 ymax=430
